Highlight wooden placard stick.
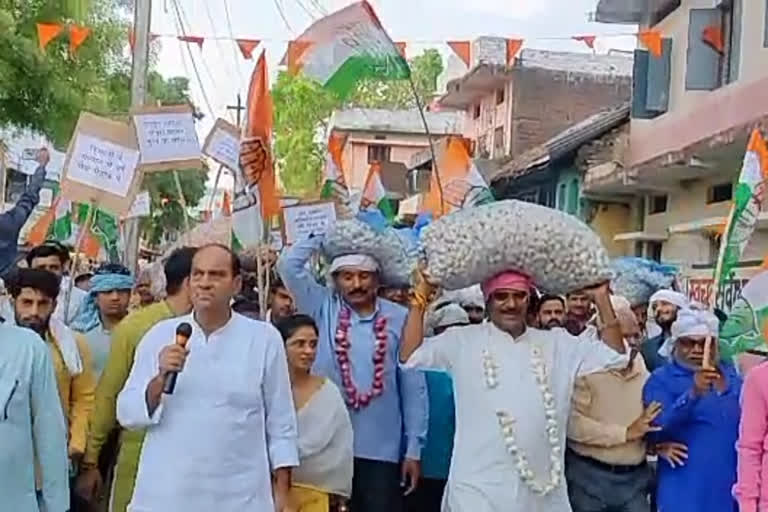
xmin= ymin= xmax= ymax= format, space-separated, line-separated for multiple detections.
xmin=702 ymin=335 xmax=714 ymax=371
xmin=62 ymin=200 xmax=97 ymax=324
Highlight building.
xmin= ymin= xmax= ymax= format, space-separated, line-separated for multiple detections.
xmin=436 ymin=38 xmax=633 ymax=164
xmin=588 ymin=0 xmax=768 ymax=310
xmin=489 ymin=104 xmax=632 ymax=257
xmin=328 ymin=108 xmax=463 ymax=193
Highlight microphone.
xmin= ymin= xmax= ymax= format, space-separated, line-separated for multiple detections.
xmin=163 ymin=322 xmax=193 ymax=395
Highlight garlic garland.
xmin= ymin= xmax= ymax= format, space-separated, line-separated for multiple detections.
xmin=483 ymin=344 xmax=563 ymax=496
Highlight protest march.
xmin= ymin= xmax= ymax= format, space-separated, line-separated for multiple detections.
xmin=3 ymin=1 xmax=768 ymax=512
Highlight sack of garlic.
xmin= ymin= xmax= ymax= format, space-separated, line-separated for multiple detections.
xmin=322 ymin=218 xmax=418 ymax=287
xmin=420 ymin=200 xmax=614 ymax=293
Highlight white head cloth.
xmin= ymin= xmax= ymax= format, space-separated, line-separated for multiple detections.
xmin=670 ymin=307 xmax=719 ymax=343
xmin=649 ymin=289 xmax=689 ymax=309
xmin=458 ymin=285 xmax=484 ymax=309
xmin=426 ymin=303 xmax=470 ymax=336
xmin=329 ymin=254 xmax=380 ymax=275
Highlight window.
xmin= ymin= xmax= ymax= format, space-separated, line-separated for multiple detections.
xmin=367 ymin=145 xmax=391 ymax=163
xmin=567 ymin=179 xmax=579 ymax=215
xmin=493 ymin=127 xmax=504 ymax=158
xmin=686 ymin=9 xmax=723 ymax=91
xmin=496 ymin=88 xmax=505 ymax=105
xmin=707 ymin=182 xmax=733 ymax=204
xmin=472 ymin=104 xmax=481 ymax=119
xmin=649 ymin=194 xmax=668 ymax=214
xmin=648 ymin=242 xmax=663 ymax=262
xmin=631 ymin=38 xmax=672 ymax=119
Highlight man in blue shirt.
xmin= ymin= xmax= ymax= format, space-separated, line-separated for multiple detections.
xmin=406 ymin=303 xmax=467 ymax=512
xmin=0 ymin=321 xmax=69 ymax=512
xmin=278 ymin=235 xmax=428 ymax=512
xmin=643 ymin=307 xmax=741 ymax=512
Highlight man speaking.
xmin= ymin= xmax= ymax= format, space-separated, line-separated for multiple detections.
xmin=117 ymin=244 xmax=299 ymax=511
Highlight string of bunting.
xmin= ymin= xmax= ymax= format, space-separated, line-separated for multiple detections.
xmin=39 ymin=22 xmax=720 ymax=62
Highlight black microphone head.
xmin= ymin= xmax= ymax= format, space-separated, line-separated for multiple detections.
xmin=176 ymin=322 xmax=193 ymax=338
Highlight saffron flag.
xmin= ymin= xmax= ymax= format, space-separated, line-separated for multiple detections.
xmin=422 ymin=137 xmax=494 ymax=217
xmin=240 ymin=50 xmax=280 ymax=219
xmin=320 ymin=133 xmax=354 ymax=218
xmin=282 ymin=1 xmax=410 ymax=98
xmin=714 ymin=130 xmax=768 ymax=291
xmin=361 ymin=162 xmax=395 ymax=220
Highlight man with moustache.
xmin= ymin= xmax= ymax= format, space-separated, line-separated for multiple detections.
xmin=537 ymin=295 xmax=566 ymax=330
xmin=278 ymin=235 xmax=428 ymax=512
xmin=565 ymin=291 xmax=593 ymax=336
xmin=118 ymin=244 xmax=298 ymax=511
xmin=641 ymin=290 xmax=689 ymax=372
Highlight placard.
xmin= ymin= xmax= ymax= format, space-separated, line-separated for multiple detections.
xmin=124 ymin=190 xmax=151 ymax=219
xmin=132 ymin=105 xmax=202 ymax=172
xmin=281 ymin=201 xmax=337 ymax=246
xmin=202 ymin=118 xmax=241 ymax=171
xmin=60 ymin=112 xmax=142 ymax=215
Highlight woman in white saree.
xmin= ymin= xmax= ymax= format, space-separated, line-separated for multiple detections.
xmin=275 ymin=314 xmax=354 ymax=512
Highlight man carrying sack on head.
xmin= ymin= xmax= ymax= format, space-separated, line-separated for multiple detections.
xmin=399 ymin=268 xmax=628 ymax=512
xmin=278 ymin=235 xmax=428 ymax=512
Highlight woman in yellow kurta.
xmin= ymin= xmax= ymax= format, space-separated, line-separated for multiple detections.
xmin=275 ymin=315 xmax=353 ymax=512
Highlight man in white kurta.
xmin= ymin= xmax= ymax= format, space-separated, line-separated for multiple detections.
xmin=401 ymin=271 xmax=629 ymax=512
xmin=117 ymin=311 xmax=299 ymax=511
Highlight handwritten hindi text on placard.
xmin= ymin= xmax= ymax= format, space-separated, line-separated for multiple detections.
xmin=67 ymin=134 xmax=139 ymax=197
xmin=283 ymin=202 xmax=337 ymax=245
xmin=205 ymin=127 xmax=240 ymax=171
xmin=135 ymin=112 xmax=200 ymax=164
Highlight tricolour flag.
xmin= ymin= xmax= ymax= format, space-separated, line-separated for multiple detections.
xmin=422 ymin=137 xmax=494 ymax=217
xmin=320 ymin=133 xmax=353 ymax=218
xmin=26 ymin=195 xmax=73 ymax=246
xmin=714 ymin=129 xmax=768 ymax=289
xmin=361 ymin=162 xmax=395 ymax=220
xmin=283 ymin=1 xmax=410 ymax=98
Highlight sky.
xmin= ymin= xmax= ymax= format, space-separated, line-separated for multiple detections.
xmin=149 ymin=0 xmax=636 ymax=188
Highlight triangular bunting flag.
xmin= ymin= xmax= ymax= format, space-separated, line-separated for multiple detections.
xmin=178 ymin=35 xmax=204 ymax=49
xmin=702 ymin=25 xmax=724 ymax=53
xmin=285 ymin=40 xmax=312 ymax=73
xmin=447 ymin=40 xmax=471 ymax=67
xmin=572 ymin=35 xmax=596 ymax=50
xmin=37 ymin=22 xmax=63 ymax=52
xmin=236 ymin=39 xmax=260 ymax=60
xmin=69 ymin=25 xmax=90 ymax=55
xmin=395 ymin=41 xmax=406 ymax=58
xmin=506 ymin=38 xmax=523 ymax=65
xmin=638 ymin=29 xmax=662 ymax=57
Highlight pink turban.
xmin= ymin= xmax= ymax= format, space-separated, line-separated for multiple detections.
xmin=481 ymin=271 xmax=533 ymax=301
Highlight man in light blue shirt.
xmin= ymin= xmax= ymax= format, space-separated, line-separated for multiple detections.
xmin=0 ymin=321 xmax=69 ymax=511
xmin=278 ymin=235 xmax=428 ymax=512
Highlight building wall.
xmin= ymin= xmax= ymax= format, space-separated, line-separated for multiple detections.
xmin=590 ymin=202 xmax=632 ymax=258
xmin=340 ymin=131 xmax=439 ymax=191
xmin=461 ymin=81 xmax=512 ymax=159
xmin=641 ymin=175 xmax=768 ymax=265
xmin=510 ymin=68 xmax=631 ymax=156
xmin=739 ymin=0 xmax=768 ymax=84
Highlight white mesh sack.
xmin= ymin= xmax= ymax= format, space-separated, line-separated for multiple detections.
xmin=322 ymin=219 xmax=418 ymax=287
xmin=421 ymin=200 xmax=613 ymax=293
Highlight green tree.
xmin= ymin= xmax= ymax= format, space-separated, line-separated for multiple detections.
xmin=272 ymin=71 xmax=339 ymax=196
xmin=0 ymin=0 xmax=129 ymax=148
xmin=272 ymin=49 xmax=445 ymax=196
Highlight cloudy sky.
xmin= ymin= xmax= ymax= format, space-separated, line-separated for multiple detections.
xmin=151 ymin=0 xmax=636 ymax=133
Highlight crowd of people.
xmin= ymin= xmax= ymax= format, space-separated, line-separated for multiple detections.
xmin=0 ymin=157 xmax=766 ymax=512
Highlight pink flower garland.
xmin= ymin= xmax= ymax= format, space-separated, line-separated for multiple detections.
xmin=334 ymin=306 xmax=388 ymax=409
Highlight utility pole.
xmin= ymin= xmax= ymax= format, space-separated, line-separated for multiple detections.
xmin=226 ymin=94 xmax=245 ymax=127
xmin=123 ymin=0 xmax=152 ymax=272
